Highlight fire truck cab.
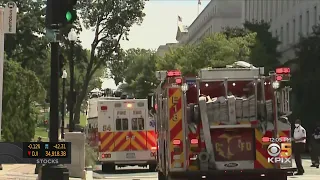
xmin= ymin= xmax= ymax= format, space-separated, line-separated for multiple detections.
xmin=97 ymin=98 xmax=157 ymax=172
xmin=152 ymin=62 xmax=293 ymax=180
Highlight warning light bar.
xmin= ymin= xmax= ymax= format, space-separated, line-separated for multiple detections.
xmin=167 ymin=70 xmax=181 ymax=77
xmin=276 ymin=67 xmax=290 ymax=74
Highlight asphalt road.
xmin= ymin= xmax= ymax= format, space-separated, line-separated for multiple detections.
xmin=0 ymin=158 xmax=320 ymax=180
xmin=94 ymin=158 xmax=320 ymax=180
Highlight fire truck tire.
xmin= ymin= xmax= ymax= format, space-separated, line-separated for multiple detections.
xmin=158 ymin=171 xmax=166 ymax=180
xmin=149 ymin=164 xmax=157 ymax=172
xmin=102 ymin=163 xmax=115 ymax=173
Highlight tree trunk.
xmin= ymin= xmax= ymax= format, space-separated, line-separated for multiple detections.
xmin=73 ymin=50 xmax=95 ymax=124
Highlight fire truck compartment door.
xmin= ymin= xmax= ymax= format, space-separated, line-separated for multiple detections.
xmin=211 ymin=128 xmax=255 ymax=170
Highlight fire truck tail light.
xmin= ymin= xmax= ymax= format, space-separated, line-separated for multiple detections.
xmin=173 ymin=139 xmax=181 ymax=145
xmin=101 ymin=153 xmax=111 ymax=158
xmin=175 ymin=78 xmax=182 ymax=84
xmin=167 ymin=70 xmax=181 ymax=77
xmin=151 ymin=146 xmax=157 ymax=150
xmin=100 ymin=106 xmax=108 ymax=110
xmin=190 ymin=139 xmax=198 ymax=144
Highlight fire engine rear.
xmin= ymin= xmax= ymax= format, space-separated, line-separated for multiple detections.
xmin=152 ymin=62 xmax=293 ymax=180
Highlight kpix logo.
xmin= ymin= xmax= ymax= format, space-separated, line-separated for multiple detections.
xmin=267 ymin=143 xmax=292 ymax=164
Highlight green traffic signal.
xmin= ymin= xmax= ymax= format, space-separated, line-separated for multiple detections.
xmin=66 ymin=11 xmax=72 ymax=22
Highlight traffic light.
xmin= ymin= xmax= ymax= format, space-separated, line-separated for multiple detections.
xmin=59 ymin=54 xmax=65 ymax=77
xmin=46 ymin=0 xmax=77 ymax=28
xmin=62 ymin=0 xmax=77 ymax=25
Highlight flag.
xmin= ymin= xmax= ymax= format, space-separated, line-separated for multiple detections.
xmin=198 ymin=0 xmax=201 ymax=5
xmin=178 ymin=15 xmax=182 ymax=22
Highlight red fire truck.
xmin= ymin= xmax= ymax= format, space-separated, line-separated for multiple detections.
xmin=151 ymin=62 xmax=294 ymax=180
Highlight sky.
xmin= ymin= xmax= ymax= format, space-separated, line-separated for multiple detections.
xmin=79 ymin=0 xmax=209 ymax=90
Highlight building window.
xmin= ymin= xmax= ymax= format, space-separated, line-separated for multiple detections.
xmin=286 ymin=22 xmax=289 ymax=45
xmin=293 ymin=19 xmax=296 ymax=43
xmin=275 ymin=30 xmax=278 ymax=38
xmin=248 ymin=0 xmax=251 ymax=21
xmin=265 ymin=0 xmax=268 ymax=20
xmin=299 ymin=15 xmax=302 ymax=35
xmin=280 ymin=26 xmax=284 ymax=44
xmin=270 ymin=0 xmax=273 ymax=22
xmin=314 ymin=6 xmax=317 ymax=26
xmin=261 ymin=0 xmax=264 ymax=20
xmin=293 ymin=0 xmax=296 ymax=7
xmin=281 ymin=0 xmax=284 ymax=15
xmin=257 ymin=0 xmax=260 ymax=20
xmin=287 ymin=0 xmax=290 ymax=11
xmin=275 ymin=1 xmax=278 ymax=17
xmin=306 ymin=11 xmax=309 ymax=35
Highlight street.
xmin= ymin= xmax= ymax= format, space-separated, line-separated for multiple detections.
xmin=1 ymin=158 xmax=320 ymax=180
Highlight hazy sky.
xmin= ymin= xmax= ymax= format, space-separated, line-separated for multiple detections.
xmin=79 ymin=0 xmax=209 ymax=90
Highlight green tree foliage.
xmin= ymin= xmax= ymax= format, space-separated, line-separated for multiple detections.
xmin=2 ymin=61 xmax=45 ymax=142
xmin=113 ymin=49 xmax=158 ymax=98
xmin=2 ymin=0 xmax=49 ymax=84
xmin=157 ymin=33 xmax=256 ymax=75
xmin=68 ymin=0 xmax=145 ymax=123
xmin=290 ymin=25 xmax=320 ymax=129
xmin=222 ymin=21 xmax=281 ymax=73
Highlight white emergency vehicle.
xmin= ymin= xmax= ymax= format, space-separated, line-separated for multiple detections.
xmin=97 ymin=98 xmax=157 ymax=172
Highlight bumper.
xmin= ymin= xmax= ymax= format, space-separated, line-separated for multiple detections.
xmin=169 ymin=169 xmax=292 ymax=179
xmin=101 ymin=160 xmax=156 ymax=166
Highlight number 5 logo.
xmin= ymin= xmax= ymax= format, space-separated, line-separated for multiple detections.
xmin=280 ymin=143 xmax=292 ymax=158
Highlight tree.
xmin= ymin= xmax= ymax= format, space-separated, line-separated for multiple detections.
xmin=113 ymin=49 xmax=158 ymax=98
xmin=69 ymin=0 xmax=145 ymax=123
xmin=290 ymin=25 xmax=320 ymax=129
xmin=222 ymin=21 xmax=281 ymax=73
xmin=157 ymin=32 xmax=257 ymax=75
xmin=2 ymin=60 xmax=45 ymax=142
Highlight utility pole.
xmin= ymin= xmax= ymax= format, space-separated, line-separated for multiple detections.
xmin=61 ymin=70 xmax=67 ymax=139
xmin=68 ymin=37 xmax=75 ymax=132
xmin=41 ymin=0 xmax=77 ymax=178
xmin=41 ymin=31 xmax=69 ymax=180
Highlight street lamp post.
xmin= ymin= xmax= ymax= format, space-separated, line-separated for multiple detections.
xmin=68 ymin=30 xmax=77 ymax=132
xmin=61 ymin=70 xmax=67 ymax=139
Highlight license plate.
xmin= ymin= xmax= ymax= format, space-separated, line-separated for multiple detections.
xmin=126 ymin=153 xmax=136 ymax=159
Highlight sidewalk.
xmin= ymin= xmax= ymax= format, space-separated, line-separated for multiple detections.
xmin=0 ymin=164 xmax=86 ymax=179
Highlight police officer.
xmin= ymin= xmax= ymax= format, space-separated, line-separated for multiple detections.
xmin=293 ymin=119 xmax=306 ymax=175
xmin=310 ymin=122 xmax=320 ymax=168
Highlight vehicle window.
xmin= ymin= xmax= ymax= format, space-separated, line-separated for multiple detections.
xmin=122 ymin=118 xmax=128 ymax=130
xmin=138 ymin=118 xmax=144 ymax=130
xmin=116 ymin=118 xmax=121 ymax=130
xmin=132 ymin=118 xmax=138 ymax=130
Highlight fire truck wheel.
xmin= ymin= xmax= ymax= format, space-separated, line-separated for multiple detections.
xmin=102 ymin=163 xmax=115 ymax=173
xmin=149 ymin=164 xmax=157 ymax=172
xmin=158 ymin=171 xmax=166 ymax=180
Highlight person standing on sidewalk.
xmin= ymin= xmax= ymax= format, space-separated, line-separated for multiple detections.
xmin=310 ymin=122 xmax=320 ymax=168
xmin=293 ymin=119 xmax=306 ymax=175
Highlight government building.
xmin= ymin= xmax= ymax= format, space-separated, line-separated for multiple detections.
xmin=158 ymin=0 xmax=320 ymax=63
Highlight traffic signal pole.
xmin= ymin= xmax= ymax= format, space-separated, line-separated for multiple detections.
xmin=41 ymin=32 xmax=69 ymax=180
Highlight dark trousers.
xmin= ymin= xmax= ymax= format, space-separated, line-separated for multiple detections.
xmin=294 ymin=142 xmax=305 ymax=173
xmin=311 ymin=141 xmax=320 ymax=165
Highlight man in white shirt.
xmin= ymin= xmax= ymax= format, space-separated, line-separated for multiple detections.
xmin=293 ymin=119 xmax=306 ymax=175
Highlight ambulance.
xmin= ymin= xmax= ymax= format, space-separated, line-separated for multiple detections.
xmin=97 ymin=98 xmax=157 ymax=172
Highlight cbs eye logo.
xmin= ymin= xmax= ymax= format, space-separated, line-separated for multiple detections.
xmin=267 ymin=143 xmax=281 ymax=157
xmin=267 ymin=143 xmax=292 ymax=164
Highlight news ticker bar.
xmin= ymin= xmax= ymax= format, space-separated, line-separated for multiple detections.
xmin=0 ymin=142 xmax=71 ymax=164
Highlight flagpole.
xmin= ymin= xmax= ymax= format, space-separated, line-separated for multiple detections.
xmin=197 ymin=0 xmax=200 ymax=16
